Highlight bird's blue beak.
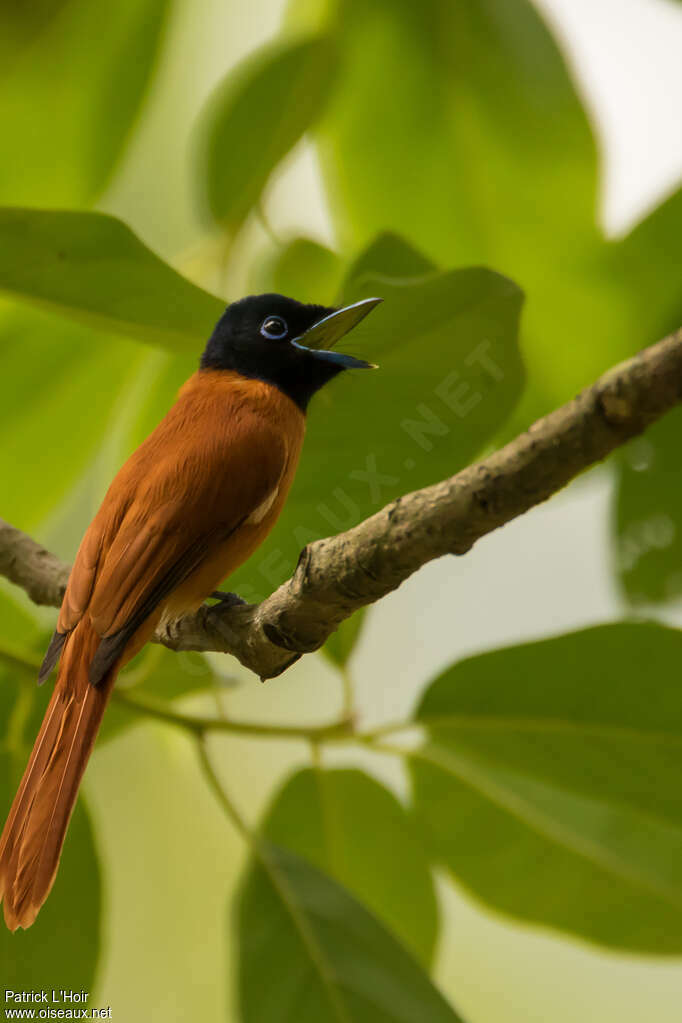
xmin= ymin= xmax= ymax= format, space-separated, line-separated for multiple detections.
xmin=291 ymin=297 xmax=382 ymax=369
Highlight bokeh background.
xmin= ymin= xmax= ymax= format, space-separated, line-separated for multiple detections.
xmin=2 ymin=0 xmax=682 ymax=1019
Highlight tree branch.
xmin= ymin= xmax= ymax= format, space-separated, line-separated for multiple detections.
xmin=2 ymin=328 xmax=682 ymax=680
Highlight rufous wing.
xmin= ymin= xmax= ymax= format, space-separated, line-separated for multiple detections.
xmin=43 ymin=382 xmax=299 ymax=684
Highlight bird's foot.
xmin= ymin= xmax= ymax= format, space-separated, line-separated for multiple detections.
xmin=208 ymin=590 xmax=247 ymax=609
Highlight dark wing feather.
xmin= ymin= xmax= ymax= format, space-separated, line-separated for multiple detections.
xmin=37 ymin=632 xmax=67 ymax=686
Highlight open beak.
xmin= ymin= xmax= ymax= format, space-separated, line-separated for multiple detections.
xmin=291 ymin=297 xmax=382 ymax=369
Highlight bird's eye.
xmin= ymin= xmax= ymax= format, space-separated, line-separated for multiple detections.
xmin=260 ymin=316 xmax=288 ymax=340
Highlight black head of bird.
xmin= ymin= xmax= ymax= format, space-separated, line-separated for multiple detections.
xmin=200 ymin=293 xmax=381 ymax=410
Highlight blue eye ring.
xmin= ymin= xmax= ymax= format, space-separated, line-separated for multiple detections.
xmin=260 ymin=316 xmax=288 ymax=340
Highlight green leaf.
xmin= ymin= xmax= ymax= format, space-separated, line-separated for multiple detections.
xmin=236 ymin=842 xmax=464 ymax=1022
xmin=612 ymin=408 xmax=682 ymax=605
xmin=309 ymin=0 xmax=610 ymax=414
xmin=229 ymin=256 xmax=524 ymax=600
xmin=323 ymin=609 xmax=366 ymax=669
xmin=0 ymin=754 xmax=101 ymax=990
xmin=0 ymin=593 xmax=44 ymax=735
xmin=261 ymin=767 xmax=438 ymax=965
xmin=0 ymin=208 xmax=224 ymax=350
xmin=199 ymin=35 xmax=338 ymax=232
xmin=257 ymin=238 xmax=345 ymax=305
xmin=0 ymin=0 xmax=69 ymax=70
xmin=608 ymin=186 xmax=682 ymax=346
xmin=106 ymin=348 xmax=199 ymax=456
xmin=315 ymin=0 xmax=598 ymax=260
xmin=0 ymin=590 xmax=44 ymax=655
xmin=0 ymin=0 xmax=170 ymax=204
xmin=344 ymin=231 xmax=437 ymax=284
xmin=409 ymin=622 xmax=682 ymax=953
xmin=0 ymin=307 xmax=147 ymax=528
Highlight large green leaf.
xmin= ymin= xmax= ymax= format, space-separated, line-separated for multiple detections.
xmin=199 ymin=35 xmax=338 ymax=232
xmin=260 ymin=767 xmax=438 ymax=964
xmin=0 ymin=208 xmax=223 ymax=350
xmin=229 ymin=247 xmax=524 ymax=600
xmin=0 ymin=0 xmax=69 ymax=70
xmin=314 ymin=0 xmax=598 ymax=260
xmin=307 ymin=0 xmax=605 ymax=413
xmin=236 ymin=842 xmax=464 ymax=1022
xmin=409 ymin=622 xmax=682 ymax=953
xmin=0 ymin=306 xmax=145 ymax=529
xmin=0 ymin=0 xmax=170 ymax=205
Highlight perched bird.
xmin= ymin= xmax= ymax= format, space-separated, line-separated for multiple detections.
xmin=0 ymin=292 xmax=379 ymax=930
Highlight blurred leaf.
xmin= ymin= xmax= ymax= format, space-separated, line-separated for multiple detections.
xmin=323 ymin=609 xmax=366 ymax=668
xmin=308 ymin=0 xmax=607 ymax=414
xmin=0 ymin=591 xmax=44 ymax=735
xmin=345 ymin=231 xmax=437 ymax=283
xmin=0 ymin=306 xmax=145 ymax=529
xmin=200 ymin=35 xmax=338 ymax=232
xmin=258 ymin=238 xmax=345 ymax=305
xmin=608 ymin=186 xmax=682 ymax=345
xmin=236 ymin=842 xmax=464 ymax=1022
xmin=315 ymin=0 xmax=597 ymax=257
xmin=612 ymin=407 xmax=682 ymax=604
xmin=230 ymin=255 xmax=524 ymax=599
xmin=0 ymin=0 xmax=69 ymax=69
xmin=608 ymin=189 xmax=682 ymax=608
xmin=129 ymin=353 xmax=199 ymax=442
xmin=0 ymin=590 xmax=44 ymax=655
xmin=0 ymin=208 xmax=223 ymax=350
xmin=0 ymin=754 xmax=101 ymax=990
xmin=409 ymin=622 xmax=682 ymax=953
xmin=0 ymin=0 xmax=170 ymax=205
xmin=261 ymin=767 xmax=438 ymax=964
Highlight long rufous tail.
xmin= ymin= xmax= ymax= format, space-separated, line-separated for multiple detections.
xmin=0 ymin=621 xmax=115 ymax=930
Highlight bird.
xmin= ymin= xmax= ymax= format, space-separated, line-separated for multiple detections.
xmin=0 ymin=292 xmax=380 ymax=931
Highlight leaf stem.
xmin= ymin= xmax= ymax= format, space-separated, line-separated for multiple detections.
xmin=369 ymin=741 xmax=413 ymax=758
xmin=195 ymin=734 xmax=254 ymax=842
xmin=112 ymin=687 xmax=355 ymax=742
xmin=356 ymin=719 xmax=420 ymax=743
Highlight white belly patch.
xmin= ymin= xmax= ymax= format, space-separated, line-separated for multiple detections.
xmin=246 ymin=486 xmax=279 ymax=525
